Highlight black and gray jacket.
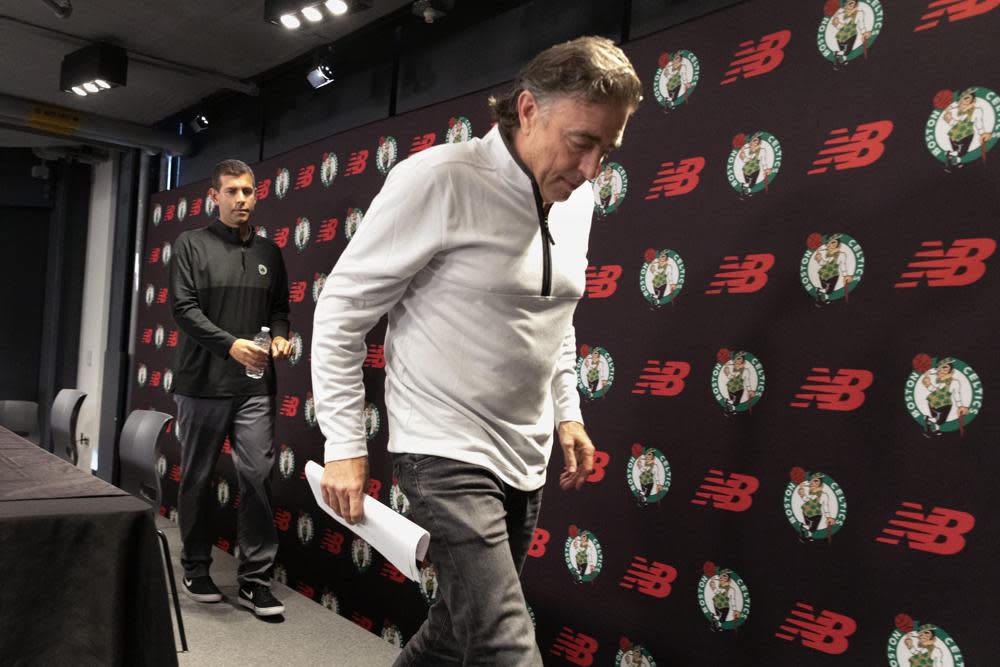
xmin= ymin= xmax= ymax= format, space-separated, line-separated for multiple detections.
xmin=169 ymin=219 xmax=290 ymax=397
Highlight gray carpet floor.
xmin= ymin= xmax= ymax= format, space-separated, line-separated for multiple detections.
xmin=155 ymin=516 xmax=401 ymax=666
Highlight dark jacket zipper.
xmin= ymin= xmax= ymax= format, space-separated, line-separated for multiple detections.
xmin=530 ymin=180 xmax=555 ymax=297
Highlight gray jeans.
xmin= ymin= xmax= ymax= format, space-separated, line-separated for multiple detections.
xmin=173 ymin=394 xmax=278 ymax=585
xmin=392 ymin=453 xmax=544 ymax=667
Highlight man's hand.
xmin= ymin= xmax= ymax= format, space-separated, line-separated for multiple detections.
xmin=321 ymin=456 xmax=369 ymax=524
xmin=557 ymin=421 xmax=595 ymax=491
xmin=229 ymin=338 xmax=268 ymax=372
xmin=271 ymin=335 xmax=293 ymax=360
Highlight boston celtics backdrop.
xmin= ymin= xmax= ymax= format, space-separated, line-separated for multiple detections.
xmin=137 ymin=1 xmax=999 ymax=664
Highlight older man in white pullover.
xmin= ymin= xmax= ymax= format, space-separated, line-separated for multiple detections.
xmin=312 ymin=36 xmax=641 ymax=666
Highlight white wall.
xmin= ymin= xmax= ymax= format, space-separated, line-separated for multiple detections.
xmin=75 ymin=156 xmax=118 ymax=471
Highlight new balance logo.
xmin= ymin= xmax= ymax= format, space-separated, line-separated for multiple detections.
xmin=619 ymin=556 xmax=677 ymax=598
xmin=691 ymin=470 xmax=759 ymax=512
xmin=632 ymin=361 xmax=690 ymax=396
xmin=894 ymin=238 xmax=995 ymax=288
xmin=705 ymin=254 xmax=775 ymax=294
xmin=914 ymin=0 xmax=1000 ymax=32
xmin=876 ymin=502 xmax=975 ymax=555
xmin=807 ymin=121 xmax=893 ymax=174
xmin=775 ymin=602 xmax=857 ymax=655
xmin=550 ymin=627 xmax=599 ymax=666
xmin=720 ymin=31 xmax=791 ymax=85
xmin=645 ymin=157 xmax=705 ymax=199
xmin=789 ymin=368 xmax=874 ymax=411
xmin=584 ymin=265 xmax=621 ymax=298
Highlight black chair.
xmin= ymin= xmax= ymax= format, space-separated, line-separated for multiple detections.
xmin=51 ymin=389 xmax=86 ymax=465
xmin=0 ymin=400 xmax=40 ymax=443
xmin=119 ymin=409 xmax=188 ymax=653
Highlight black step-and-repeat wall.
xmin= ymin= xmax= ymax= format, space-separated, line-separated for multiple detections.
xmin=137 ymin=2 xmax=999 ymax=664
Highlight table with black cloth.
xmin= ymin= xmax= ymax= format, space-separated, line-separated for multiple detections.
xmin=0 ymin=426 xmax=177 ymax=667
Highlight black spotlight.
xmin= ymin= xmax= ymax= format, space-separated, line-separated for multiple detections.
xmin=189 ymin=113 xmax=210 ymax=133
xmin=60 ymin=42 xmax=127 ymax=97
xmin=307 ymin=62 xmax=335 ymax=89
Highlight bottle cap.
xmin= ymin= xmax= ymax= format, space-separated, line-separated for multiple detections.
xmin=261 ymin=326 xmax=270 ymax=333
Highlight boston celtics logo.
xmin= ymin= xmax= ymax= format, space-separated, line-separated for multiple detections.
xmin=818 ymin=0 xmax=883 ymax=68
xmin=627 ymin=444 xmax=671 ymax=505
xmin=288 ymin=331 xmax=303 ymax=366
xmin=144 ymin=284 xmax=154 ymax=307
xmin=278 ymin=444 xmax=296 ymax=480
xmin=527 ymin=603 xmax=536 ymax=628
xmin=363 ymin=401 xmax=381 ymax=441
xmin=727 ymin=131 xmax=782 ymax=198
xmin=712 ymin=348 xmax=765 ymax=414
xmin=616 ymin=637 xmax=656 ymax=667
xmin=156 ymin=454 xmax=167 ymax=479
xmin=161 ymin=242 xmax=172 ymax=265
xmin=376 ymin=136 xmax=398 ymax=176
xmin=906 ymin=354 xmax=982 ymax=437
xmin=352 ymin=537 xmax=372 ymax=573
xmin=390 ymin=478 xmax=410 ymax=515
xmin=801 ymin=232 xmax=864 ymax=305
xmin=785 ymin=467 xmax=846 ymax=543
xmin=592 ymin=161 xmax=628 ymax=215
xmin=564 ymin=525 xmax=603 ymax=583
xmin=320 ymin=151 xmax=339 ymax=187
xmin=204 ymin=194 xmax=216 ymax=217
xmin=137 ymin=363 xmax=148 ymax=387
xmin=446 ymin=115 xmax=472 ymax=143
xmin=312 ymin=272 xmax=327 ymax=302
xmin=654 ymin=50 xmax=699 ymax=110
xmin=888 ymin=614 xmax=965 ymax=667
xmin=294 ymin=216 xmax=311 ymax=251
xmin=381 ymin=622 xmax=404 ymax=648
xmin=320 ymin=590 xmax=339 ymax=613
xmin=154 ymin=324 xmax=165 ymax=349
xmin=345 ymin=207 xmax=364 ymax=241
xmin=162 ymin=369 xmax=173 ymax=393
xmin=640 ymin=247 xmax=684 ymax=307
xmin=419 ymin=563 xmax=440 ymax=604
xmin=576 ymin=344 xmax=615 ymax=400
xmin=273 ymin=564 xmax=288 ymax=585
xmin=305 ymin=392 xmax=318 ymax=428
xmin=216 ymin=477 xmax=231 ymax=508
xmin=257 ymin=263 xmax=267 ymax=276
xmin=297 ymin=512 xmax=314 ymax=546
xmin=698 ymin=562 xmax=750 ymax=632
xmin=177 ymin=197 xmax=188 ymax=221
xmin=274 ymin=167 xmax=290 ymax=199
xmin=926 ymin=86 xmax=999 ymax=170
xmin=151 ymin=204 xmax=162 ymax=227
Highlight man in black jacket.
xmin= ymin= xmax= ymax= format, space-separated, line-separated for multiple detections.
xmin=169 ymin=159 xmax=292 ymax=617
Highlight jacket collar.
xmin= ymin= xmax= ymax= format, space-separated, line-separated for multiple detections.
xmin=487 ymin=125 xmax=549 ymax=215
xmin=210 ymin=218 xmax=254 ymax=246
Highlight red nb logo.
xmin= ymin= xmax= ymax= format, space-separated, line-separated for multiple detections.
xmin=789 ymin=368 xmax=874 ymax=411
xmin=584 ymin=265 xmax=621 ymax=298
xmin=775 ymin=602 xmax=857 ymax=655
xmin=876 ymin=502 xmax=975 ymax=555
xmin=894 ymin=238 xmax=995 ymax=288
xmin=380 ymin=562 xmax=407 ymax=583
xmin=632 ymin=361 xmax=690 ymax=397
xmin=148 ymin=247 xmax=161 ymax=263
xmin=691 ymin=470 xmax=759 ymax=512
xmin=705 ymin=254 xmax=774 ymax=294
xmin=274 ymin=509 xmax=292 ymax=532
xmin=255 ymin=178 xmax=271 ymax=201
xmin=295 ymin=164 xmax=315 ymax=190
xmin=619 ymin=556 xmax=677 ymax=599
xmin=279 ymin=395 xmax=299 ymax=417
xmin=320 ymin=529 xmax=343 ymax=555
xmin=157 ymin=288 xmax=168 ymax=304
xmin=317 ymin=218 xmax=338 ymax=242
xmin=365 ymin=344 xmax=386 ymax=368
xmin=914 ymin=0 xmax=1000 ymax=31
xmin=549 ymin=628 xmax=598 ymax=666
xmin=720 ymin=31 xmax=791 ymax=85
xmin=345 ymin=150 xmax=369 ymax=176
xmin=807 ymin=121 xmax=893 ymax=174
xmin=409 ymin=133 xmax=437 ymax=154
xmin=289 ymin=281 xmax=307 ymax=303
xmin=273 ymin=227 xmax=289 ymax=249
xmin=167 ymin=331 xmax=178 ymax=347
xmin=189 ymin=198 xmax=202 ymax=216
xmin=645 ymin=157 xmax=705 ymax=200
xmin=528 ymin=528 xmax=550 ymax=558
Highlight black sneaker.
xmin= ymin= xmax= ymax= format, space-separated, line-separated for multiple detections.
xmin=238 ymin=583 xmax=285 ymax=617
xmin=182 ymin=575 xmax=223 ymax=603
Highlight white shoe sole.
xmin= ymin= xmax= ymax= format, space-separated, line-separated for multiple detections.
xmin=183 ymin=588 xmax=222 ymax=603
xmin=238 ymin=596 xmax=285 ymax=617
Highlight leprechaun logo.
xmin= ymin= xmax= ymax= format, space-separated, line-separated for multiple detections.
xmin=698 ymin=562 xmax=750 ymax=632
xmin=278 ymin=444 xmax=296 ymax=480
xmin=255 ymin=226 xmax=268 ymax=239
xmin=640 ymin=247 xmax=685 ymax=307
xmin=274 ymin=564 xmax=287 ymax=585
xmin=204 ymin=194 xmax=216 ymax=217
xmin=177 ymin=197 xmax=188 ymax=222
xmin=152 ymin=204 xmax=162 ymax=227
xmin=274 ymin=167 xmax=290 ymax=199
xmin=926 ymin=86 xmax=999 ymax=171
xmin=312 ymin=272 xmax=328 ymax=302
xmin=137 ymin=363 xmax=148 ymax=387
xmin=712 ymin=348 xmax=765 ymax=414
xmin=294 ymin=216 xmax=311 ymax=251
xmin=320 ymin=590 xmax=339 ymax=613
xmin=727 ymin=131 xmax=782 ymax=198
xmin=297 ymin=511 xmax=315 ymax=546
xmin=445 ymin=116 xmax=472 ymax=143
xmin=616 ymin=637 xmax=656 ymax=667
xmin=801 ymin=232 xmax=865 ymax=305
xmin=906 ymin=354 xmax=982 ymax=437
xmin=888 ymin=613 xmax=965 ymax=667
xmin=320 ymin=151 xmax=339 ymax=187
xmin=351 ymin=536 xmax=372 ymax=573
xmin=345 ymin=207 xmax=364 ymax=241
xmin=304 ymin=392 xmax=318 ymax=428
xmin=390 ymin=478 xmax=410 ymax=515
xmin=419 ymin=563 xmax=440 ymax=604
xmin=653 ymin=50 xmax=700 ymax=110
xmin=592 ymin=161 xmax=628 ymax=215
xmin=817 ymin=0 xmax=884 ymax=69
xmin=627 ymin=444 xmax=671 ymax=505
xmin=216 ymin=477 xmax=231 ymax=508
xmin=565 ymin=525 xmax=603 ymax=583
xmin=154 ymin=324 xmax=165 ymax=349
xmin=162 ymin=369 xmax=173 ymax=393
xmin=288 ymin=331 xmax=303 ymax=366
xmin=785 ymin=467 xmax=846 ymax=543
xmin=381 ymin=622 xmax=404 ymax=648
xmin=363 ymin=401 xmax=381 ymax=441
xmin=156 ymin=454 xmax=167 ymax=479
xmin=161 ymin=242 xmax=172 ymax=265
xmin=576 ymin=344 xmax=615 ymax=399
xmin=144 ymin=284 xmax=155 ymax=307
xmin=376 ymin=136 xmax=398 ymax=176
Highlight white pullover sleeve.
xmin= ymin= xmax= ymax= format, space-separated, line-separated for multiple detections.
xmin=551 ymin=323 xmax=584 ymax=426
xmin=311 ymin=158 xmax=444 ymax=462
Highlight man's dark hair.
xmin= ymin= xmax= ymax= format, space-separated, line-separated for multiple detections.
xmin=212 ymin=159 xmax=255 ymax=190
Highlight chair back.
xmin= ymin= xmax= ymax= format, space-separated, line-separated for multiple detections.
xmin=0 ymin=400 xmax=40 ymax=443
xmin=51 ymin=389 xmax=86 ymax=464
xmin=119 ymin=409 xmax=174 ymax=506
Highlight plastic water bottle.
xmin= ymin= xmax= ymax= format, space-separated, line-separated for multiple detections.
xmin=246 ymin=326 xmax=271 ymax=379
